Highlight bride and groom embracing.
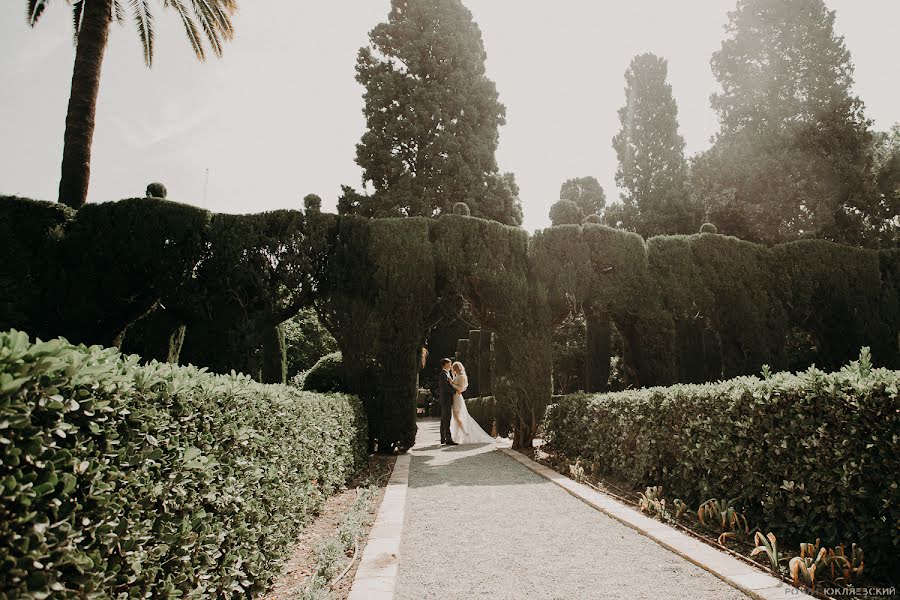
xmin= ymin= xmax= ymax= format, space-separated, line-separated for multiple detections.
xmin=438 ymin=358 xmax=495 ymax=445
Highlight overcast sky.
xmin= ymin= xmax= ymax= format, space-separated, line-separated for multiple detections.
xmin=1 ymin=1 xmax=898 ymax=231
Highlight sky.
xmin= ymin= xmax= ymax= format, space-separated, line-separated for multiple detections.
xmin=1 ymin=1 xmax=898 ymax=232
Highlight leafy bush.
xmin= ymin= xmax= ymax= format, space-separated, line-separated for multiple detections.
xmin=544 ymin=349 xmax=899 ymax=575
xmin=700 ymin=222 xmax=717 ymax=233
xmin=452 ymin=201 xmax=470 ymax=216
xmin=0 ymin=330 xmax=367 ymax=598
xmin=302 ymin=351 xmax=346 ymax=393
xmin=0 ymin=196 xmax=74 ymax=338
xmin=282 ymin=308 xmax=338 ymax=379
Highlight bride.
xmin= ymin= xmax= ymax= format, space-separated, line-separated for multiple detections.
xmin=449 ymin=361 xmax=495 ymax=445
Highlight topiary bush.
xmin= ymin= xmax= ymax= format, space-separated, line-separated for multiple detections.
xmin=699 ymin=222 xmax=717 ymax=234
xmin=582 ymin=213 xmax=603 ymax=224
xmin=544 ymin=349 xmax=900 ymax=575
xmin=302 ymin=351 xmax=346 ymax=392
xmin=0 ymin=330 xmax=367 ymax=597
xmin=145 ymin=182 xmax=167 ymax=198
xmin=452 ymin=201 xmax=471 ymax=216
xmin=0 ymin=196 xmax=75 ymax=338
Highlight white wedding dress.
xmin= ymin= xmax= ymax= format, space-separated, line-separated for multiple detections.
xmin=450 ymin=372 xmax=495 ymax=445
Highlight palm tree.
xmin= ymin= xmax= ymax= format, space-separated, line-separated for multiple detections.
xmin=26 ymin=0 xmax=237 ymax=209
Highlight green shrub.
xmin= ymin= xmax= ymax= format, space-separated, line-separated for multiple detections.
xmin=700 ymin=222 xmax=717 ymax=233
xmin=0 ymin=330 xmax=367 ymax=597
xmin=0 ymin=196 xmax=75 ymax=338
xmin=302 ymin=351 xmax=346 ymax=393
xmin=452 ymin=201 xmax=470 ymax=216
xmin=56 ymin=198 xmax=211 ymax=347
xmin=543 ymin=349 xmax=899 ymax=575
xmin=145 ymin=182 xmax=167 ymax=198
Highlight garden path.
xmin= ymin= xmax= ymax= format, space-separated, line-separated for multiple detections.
xmin=394 ymin=418 xmax=751 ymax=600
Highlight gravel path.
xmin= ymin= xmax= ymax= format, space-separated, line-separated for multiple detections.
xmin=395 ymin=419 xmax=749 ymax=600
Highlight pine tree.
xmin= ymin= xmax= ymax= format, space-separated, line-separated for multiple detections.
xmin=351 ymin=0 xmax=520 ymax=225
xmin=610 ymin=53 xmax=693 ymax=237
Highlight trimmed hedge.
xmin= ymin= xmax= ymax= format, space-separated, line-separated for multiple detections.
xmin=543 ymin=350 xmax=900 ymax=574
xmin=0 ymin=330 xmax=367 ymax=597
xmin=302 ymin=351 xmax=346 ymax=393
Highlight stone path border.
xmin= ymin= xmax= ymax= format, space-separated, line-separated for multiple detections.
xmin=499 ymin=447 xmax=815 ymax=600
xmin=346 ymin=453 xmax=410 ymax=600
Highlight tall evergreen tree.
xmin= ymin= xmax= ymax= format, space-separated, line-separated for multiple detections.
xmin=560 ymin=176 xmax=605 ymax=216
xmin=350 ymin=0 xmax=521 ymax=225
xmin=697 ymin=0 xmax=880 ymax=245
xmin=610 ymin=53 xmax=694 ymax=237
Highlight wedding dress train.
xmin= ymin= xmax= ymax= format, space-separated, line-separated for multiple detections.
xmin=450 ymin=391 xmax=495 ymax=445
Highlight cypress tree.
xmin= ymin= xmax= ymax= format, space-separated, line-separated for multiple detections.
xmin=610 ymin=53 xmax=694 ymax=237
xmin=352 ymin=0 xmax=521 ymax=225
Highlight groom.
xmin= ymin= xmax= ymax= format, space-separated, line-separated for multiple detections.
xmin=438 ymin=358 xmax=457 ymax=445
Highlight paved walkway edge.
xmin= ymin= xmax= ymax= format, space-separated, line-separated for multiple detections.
xmin=498 ymin=448 xmax=814 ymax=600
xmin=347 ymin=454 xmax=410 ymax=600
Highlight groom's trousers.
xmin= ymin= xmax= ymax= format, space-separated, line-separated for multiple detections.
xmin=439 ymin=398 xmax=452 ymax=443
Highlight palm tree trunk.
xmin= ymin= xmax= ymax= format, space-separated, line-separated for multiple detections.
xmin=58 ymin=0 xmax=113 ymax=209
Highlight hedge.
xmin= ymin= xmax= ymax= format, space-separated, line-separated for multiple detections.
xmin=543 ymin=350 xmax=900 ymax=575
xmin=0 ymin=330 xmax=367 ymax=598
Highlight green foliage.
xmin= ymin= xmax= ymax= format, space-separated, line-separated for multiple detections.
xmin=145 ymin=182 xmax=167 ymax=198
xmin=282 ymin=308 xmax=339 ymax=379
xmin=548 ymin=199 xmax=584 ymax=226
xmin=700 ymin=222 xmax=717 ymax=234
xmin=552 ymin=312 xmax=586 ymax=394
xmin=544 ymin=351 xmax=900 ymax=574
xmin=56 ymin=198 xmax=211 ymax=347
xmin=178 ymin=210 xmax=311 ymax=377
xmin=0 ymin=330 xmax=367 ymax=597
xmin=353 ymin=0 xmax=517 ymax=224
xmin=0 ymin=196 xmax=74 ymax=338
xmin=560 ymin=176 xmax=606 ymax=216
xmin=302 ymin=351 xmax=348 ymax=393
xmin=700 ymin=0 xmax=880 ymax=246
xmin=453 ymin=201 xmax=471 ymax=216
xmin=303 ymin=193 xmax=323 ymax=212
xmin=611 ymin=53 xmax=696 ymax=236
xmin=582 ymin=213 xmax=602 ymax=224
xmin=465 ymin=395 xmax=503 ymax=438
xmin=121 ymin=306 xmax=186 ymax=364
xmin=368 ymin=218 xmax=436 ymax=451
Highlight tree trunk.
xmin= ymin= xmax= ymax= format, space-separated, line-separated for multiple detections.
xmin=260 ymin=324 xmax=287 ymax=384
xmin=58 ymin=0 xmax=113 ymax=208
xmin=584 ymin=308 xmax=611 ymax=392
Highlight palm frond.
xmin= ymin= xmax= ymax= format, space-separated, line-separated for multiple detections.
xmin=129 ymin=0 xmax=154 ymax=67
xmin=71 ymin=0 xmax=84 ymax=42
xmin=190 ymin=0 xmax=223 ymax=57
xmin=26 ymin=0 xmax=50 ymax=26
xmin=164 ymin=0 xmax=205 ymax=61
xmin=189 ymin=0 xmax=235 ymax=58
xmin=113 ymin=0 xmax=126 ymax=25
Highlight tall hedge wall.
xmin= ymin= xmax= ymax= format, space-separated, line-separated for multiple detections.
xmin=1 ymin=196 xmax=897 ymax=452
xmin=543 ymin=352 xmax=900 ymax=575
xmin=0 ymin=330 xmax=367 ymax=597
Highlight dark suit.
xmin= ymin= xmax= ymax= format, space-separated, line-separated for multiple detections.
xmin=438 ymin=369 xmax=453 ymax=443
